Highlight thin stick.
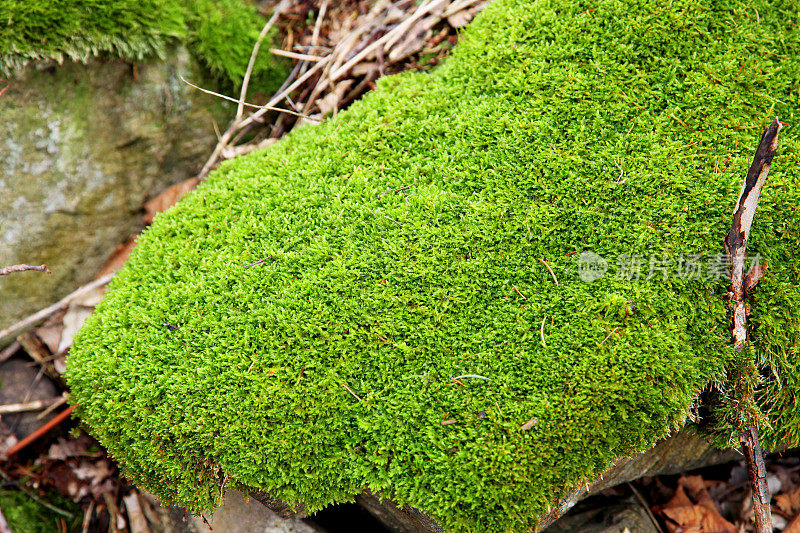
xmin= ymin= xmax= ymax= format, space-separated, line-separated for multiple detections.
xmin=724 ymin=117 xmax=781 ymax=533
xmin=37 ymin=394 xmax=69 ymax=419
xmin=331 ymin=0 xmax=447 ymax=80
xmin=269 ymin=49 xmax=325 ymax=62
xmin=181 ymin=77 xmax=319 ymax=121
xmin=452 ymin=374 xmax=491 ymax=381
xmin=627 ymin=482 xmax=665 ymax=533
xmin=198 ymin=56 xmax=331 ymax=178
xmin=0 ymin=342 xmax=20 ymax=365
xmin=237 ymin=1 xmax=289 ymax=122
xmin=538 ymin=258 xmax=559 ymax=285
xmin=0 ymin=397 xmax=60 ymax=415
xmin=540 ymin=316 xmax=548 ymax=347
xmin=342 ymin=383 xmax=363 ymax=402
xmin=309 ymin=0 xmax=328 ymax=53
xmin=511 ymin=284 xmax=527 ymax=299
xmin=82 ymin=501 xmax=95 ymax=533
xmin=0 ymin=264 xmax=50 ymax=276
xmin=0 ymin=274 xmax=113 ymax=349
xmin=5 ymin=404 xmax=75 ymax=457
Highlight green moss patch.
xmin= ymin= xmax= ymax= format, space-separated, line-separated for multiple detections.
xmin=67 ymin=0 xmax=800 ymax=531
xmin=0 ymin=490 xmax=81 ymax=533
xmin=0 ymin=0 xmax=286 ymax=92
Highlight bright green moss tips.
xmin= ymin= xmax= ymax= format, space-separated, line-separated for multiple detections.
xmin=67 ymin=1 xmax=800 ymax=531
xmin=0 ymin=0 xmax=286 ymax=93
xmin=185 ymin=0 xmax=287 ymax=93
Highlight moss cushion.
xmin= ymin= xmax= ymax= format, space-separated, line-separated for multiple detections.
xmin=67 ymin=0 xmax=800 ymax=531
xmin=0 ymin=0 xmax=285 ymax=91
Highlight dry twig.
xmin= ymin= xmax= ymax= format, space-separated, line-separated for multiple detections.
xmin=194 ymin=0 xmax=486 ymax=177
xmin=237 ymin=0 xmax=291 ymax=122
xmin=0 ymin=264 xmax=50 ymax=276
xmin=538 ymin=258 xmax=559 ymax=285
xmin=0 ymin=274 xmax=113 ymax=348
xmin=6 ymin=405 xmax=76 ymax=457
xmin=0 ymin=397 xmax=61 ymax=415
xmin=724 ymin=117 xmax=781 ymax=533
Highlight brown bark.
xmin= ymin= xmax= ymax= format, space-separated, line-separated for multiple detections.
xmin=724 ymin=117 xmax=782 ymax=533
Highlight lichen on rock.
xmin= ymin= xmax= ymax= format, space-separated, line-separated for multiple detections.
xmin=67 ymin=1 xmax=800 ymax=531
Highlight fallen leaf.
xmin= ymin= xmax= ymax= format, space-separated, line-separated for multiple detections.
xmin=785 ymin=514 xmax=800 ymax=533
xmin=46 ymin=437 xmax=96 ymax=461
xmin=778 ymin=487 xmax=800 ymax=516
xmin=657 ymin=478 xmax=737 ymax=533
xmin=95 ymin=237 xmax=137 ymax=279
xmin=143 ymin=177 xmax=199 ymax=224
xmin=58 ymin=304 xmax=95 ymax=353
xmin=72 ymin=458 xmax=114 ymax=487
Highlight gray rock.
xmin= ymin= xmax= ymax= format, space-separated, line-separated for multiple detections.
xmin=0 ymin=358 xmax=58 ymax=438
xmin=543 ymin=495 xmax=659 ymax=533
xmin=0 ymin=48 xmax=230 ymax=328
xmin=164 ymin=491 xmax=322 ymax=533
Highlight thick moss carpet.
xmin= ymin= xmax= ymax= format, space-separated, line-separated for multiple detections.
xmin=67 ymin=0 xmax=800 ymax=531
xmin=0 ymin=0 xmax=285 ymax=90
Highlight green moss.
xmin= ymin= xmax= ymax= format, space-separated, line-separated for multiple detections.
xmin=0 ymin=490 xmax=81 ymax=533
xmin=0 ymin=0 xmax=286 ymax=92
xmin=184 ymin=0 xmax=286 ymax=93
xmin=66 ymin=0 xmax=800 ymax=531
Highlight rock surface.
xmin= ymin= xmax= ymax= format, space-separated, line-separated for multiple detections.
xmin=0 ymin=358 xmax=58 ymax=439
xmin=166 ymin=490 xmax=321 ymax=533
xmin=0 ymin=48 xmax=229 ymax=328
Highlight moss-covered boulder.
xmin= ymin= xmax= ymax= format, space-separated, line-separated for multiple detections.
xmin=0 ymin=0 xmax=288 ymax=327
xmin=0 ymin=49 xmax=231 ymax=328
xmin=67 ymin=0 xmax=800 ymax=531
xmin=1 ymin=0 xmax=287 ymax=92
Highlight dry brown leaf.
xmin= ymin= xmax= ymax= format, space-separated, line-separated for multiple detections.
xmin=143 ymin=177 xmax=199 ymax=224
xmin=35 ymin=319 xmax=63 ymax=354
xmin=47 ymin=438 xmax=87 ymax=461
xmin=680 ymin=475 xmax=707 ymax=495
xmin=72 ymin=458 xmax=114 ymax=491
xmin=96 ymin=237 xmax=138 ymax=279
xmin=785 ymin=514 xmax=800 ymax=533
xmin=777 ymin=487 xmax=800 ymax=516
xmin=659 ymin=481 xmax=737 ymax=533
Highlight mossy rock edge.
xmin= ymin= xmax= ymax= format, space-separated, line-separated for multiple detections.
xmin=1 ymin=0 xmax=287 ymax=93
xmin=67 ymin=1 xmax=800 ymax=531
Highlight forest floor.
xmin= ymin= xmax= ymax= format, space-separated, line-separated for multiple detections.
xmin=0 ymin=1 xmax=795 ymax=531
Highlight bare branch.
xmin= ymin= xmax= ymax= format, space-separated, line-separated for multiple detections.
xmin=0 ymin=264 xmax=50 ymax=276
xmin=237 ymin=1 xmax=291 ymax=122
xmin=724 ymin=117 xmax=782 ymax=533
xmin=0 ymin=273 xmax=114 ymax=348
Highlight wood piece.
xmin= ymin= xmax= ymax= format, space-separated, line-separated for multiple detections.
xmin=17 ymin=331 xmax=60 ymax=380
xmin=723 ymin=117 xmax=781 ymax=533
xmin=0 ymin=264 xmax=50 ymax=276
xmin=5 ymin=404 xmax=75 ymax=457
xmin=123 ymin=492 xmax=152 ymax=533
xmin=724 ymin=117 xmax=781 ymax=350
xmin=0 ymin=397 xmax=60 ymax=415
